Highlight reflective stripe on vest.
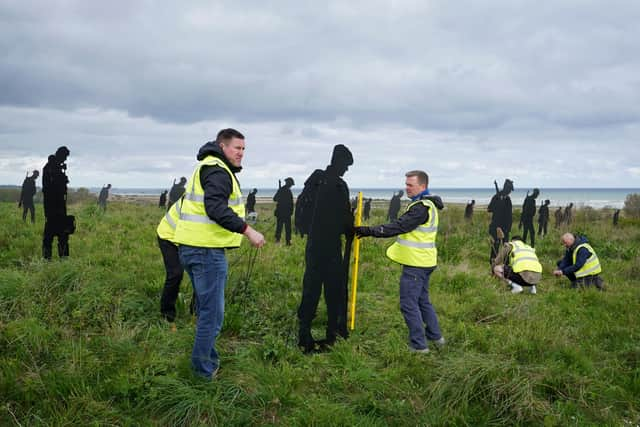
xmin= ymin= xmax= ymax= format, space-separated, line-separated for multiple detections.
xmin=386 ymin=198 xmax=438 ymax=267
xmin=509 ymin=240 xmax=542 ymax=273
xmin=156 ymin=200 xmax=182 ymax=242
xmin=173 ymin=156 xmax=245 ymax=248
xmin=573 ymin=243 xmax=602 ymax=278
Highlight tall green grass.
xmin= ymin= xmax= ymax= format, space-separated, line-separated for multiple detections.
xmin=1 ymin=200 xmax=638 ymax=425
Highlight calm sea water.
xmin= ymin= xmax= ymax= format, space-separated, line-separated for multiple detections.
xmin=100 ymin=187 xmax=639 ymax=209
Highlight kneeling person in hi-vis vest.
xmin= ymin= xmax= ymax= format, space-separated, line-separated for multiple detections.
xmin=355 ymin=170 xmax=445 ymax=354
xmin=553 ymin=232 xmax=604 ymax=290
xmin=492 ymin=236 xmax=542 ymax=294
xmin=174 ymin=128 xmax=266 ymax=380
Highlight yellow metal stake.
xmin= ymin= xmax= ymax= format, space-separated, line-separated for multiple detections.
xmin=349 ymin=191 xmax=363 ymax=330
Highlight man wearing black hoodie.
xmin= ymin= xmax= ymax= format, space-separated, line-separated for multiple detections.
xmin=356 ymin=170 xmax=446 ymax=353
xmin=553 ymin=232 xmax=604 ymax=290
xmin=173 ymin=128 xmax=265 ymax=380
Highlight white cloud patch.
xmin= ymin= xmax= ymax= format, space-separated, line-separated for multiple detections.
xmin=1 ymin=1 xmax=640 ymax=189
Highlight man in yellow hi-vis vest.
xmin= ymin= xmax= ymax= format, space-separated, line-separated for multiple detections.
xmin=356 ymin=170 xmax=445 ymax=354
xmin=492 ymin=236 xmax=542 ymax=294
xmin=174 ymin=128 xmax=266 ymax=380
xmin=553 ymin=232 xmax=604 ymax=290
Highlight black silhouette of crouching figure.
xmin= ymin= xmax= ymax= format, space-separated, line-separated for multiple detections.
xmin=42 ymin=147 xmax=71 ymax=259
xmin=296 ymin=144 xmax=354 ymax=353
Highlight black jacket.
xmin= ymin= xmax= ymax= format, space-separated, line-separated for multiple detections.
xmin=196 ymin=141 xmax=246 ymax=234
xmin=366 ymin=195 xmax=444 ymax=238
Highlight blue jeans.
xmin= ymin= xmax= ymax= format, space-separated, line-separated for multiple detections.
xmin=399 ymin=266 xmax=442 ymax=350
xmin=179 ymin=245 xmax=228 ymax=378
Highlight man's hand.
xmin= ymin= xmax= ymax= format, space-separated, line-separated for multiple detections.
xmin=354 ymin=226 xmax=373 ymax=238
xmin=244 ymin=225 xmax=266 ymax=248
xmin=553 ymin=269 xmax=563 ymax=277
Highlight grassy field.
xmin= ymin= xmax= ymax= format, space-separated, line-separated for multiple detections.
xmin=1 ymin=199 xmax=639 ymax=426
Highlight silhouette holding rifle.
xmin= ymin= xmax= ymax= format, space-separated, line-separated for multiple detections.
xmin=488 ymin=179 xmax=514 ymax=265
xmin=519 ymin=188 xmax=539 ymax=247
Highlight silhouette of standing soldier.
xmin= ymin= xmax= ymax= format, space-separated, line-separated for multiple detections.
xmin=519 ymin=188 xmax=539 ymax=247
xmin=388 ymin=190 xmax=403 ymax=221
xmin=563 ymin=203 xmax=574 ymax=226
xmin=98 ymin=184 xmax=111 ymax=211
xmin=363 ymin=198 xmax=372 ymax=221
xmin=18 ymin=170 xmax=39 ymax=223
xmin=464 ymin=199 xmax=475 ymax=221
xmin=488 ymin=179 xmax=514 ymax=264
xmin=245 ymin=188 xmax=258 ymax=214
xmin=273 ymin=178 xmax=295 ymax=245
xmin=538 ymin=199 xmax=550 ymax=237
xmin=167 ymin=177 xmax=186 ymax=210
xmin=42 ymin=147 xmax=71 ymax=260
xmin=158 ymin=190 xmax=168 ymax=208
xmin=296 ymin=144 xmax=354 ymax=353
xmin=613 ymin=209 xmax=620 ymax=227
xmin=554 ymin=206 xmax=563 ymax=228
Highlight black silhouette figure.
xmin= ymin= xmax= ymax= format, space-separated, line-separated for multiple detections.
xmin=296 ymin=144 xmax=354 ymax=353
xmin=363 ymin=198 xmax=372 ymax=221
xmin=274 ymin=178 xmax=294 ymax=245
xmin=42 ymin=147 xmax=71 ymax=259
xmin=554 ymin=207 xmax=563 ymax=228
xmin=613 ymin=209 xmax=620 ymax=227
xmin=167 ymin=177 xmax=186 ymax=210
xmin=563 ymin=203 xmax=574 ymax=226
xmin=488 ymin=179 xmax=514 ymax=264
xmin=97 ymin=184 xmax=111 ymax=211
xmin=464 ymin=199 xmax=475 ymax=221
xmin=18 ymin=170 xmax=39 ymax=223
xmin=387 ymin=190 xmax=403 ymax=221
xmin=245 ymin=188 xmax=258 ymax=213
xmin=519 ymin=188 xmax=539 ymax=247
xmin=537 ymin=199 xmax=550 ymax=237
xmin=158 ymin=190 xmax=168 ymax=208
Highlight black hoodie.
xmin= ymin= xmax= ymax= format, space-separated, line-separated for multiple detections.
xmin=195 ymin=141 xmax=247 ymax=234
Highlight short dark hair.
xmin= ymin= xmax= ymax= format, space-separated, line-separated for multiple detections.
xmin=217 ymin=128 xmax=245 ymax=144
xmin=405 ymin=170 xmax=428 ymax=187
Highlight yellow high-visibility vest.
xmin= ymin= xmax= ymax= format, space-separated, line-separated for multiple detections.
xmin=509 ymin=240 xmax=542 ymax=273
xmin=573 ymin=243 xmax=602 ymax=278
xmin=173 ymin=155 xmax=245 ymax=248
xmin=386 ymin=199 xmax=438 ymax=267
xmin=156 ymin=199 xmax=181 ymax=242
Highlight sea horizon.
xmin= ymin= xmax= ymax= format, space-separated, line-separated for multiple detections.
xmin=98 ymin=186 xmax=639 ymax=209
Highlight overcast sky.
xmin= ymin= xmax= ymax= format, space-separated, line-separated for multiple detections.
xmin=1 ymin=1 xmax=639 ymax=189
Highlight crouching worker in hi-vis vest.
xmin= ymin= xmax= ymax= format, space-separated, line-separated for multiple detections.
xmin=492 ymin=236 xmax=542 ymax=294
xmin=553 ymin=232 xmax=604 ymax=290
xmin=173 ymin=128 xmax=266 ymax=380
xmin=355 ymin=170 xmax=446 ymax=354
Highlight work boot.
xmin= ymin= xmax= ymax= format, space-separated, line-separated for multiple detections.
xmin=528 ymin=286 xmax=537 ymax=295
xmin=510 ymin=282 xmax=523 ymax=294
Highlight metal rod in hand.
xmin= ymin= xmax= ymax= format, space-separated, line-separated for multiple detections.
xmin=349 ymin=191 xmax=363 ymax=331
